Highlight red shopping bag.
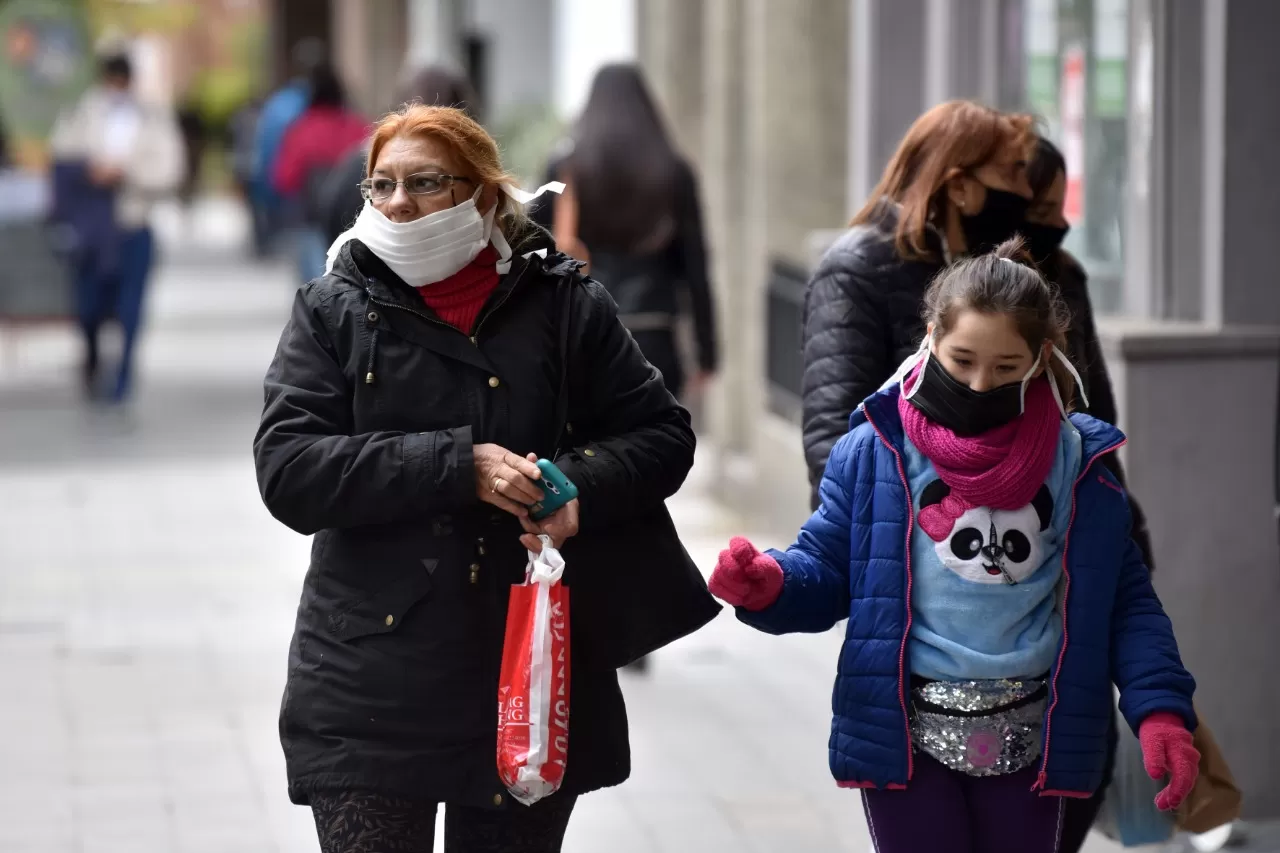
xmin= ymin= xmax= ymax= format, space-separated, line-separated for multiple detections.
xmin=497 ymin=535 xmax=570 ymax=805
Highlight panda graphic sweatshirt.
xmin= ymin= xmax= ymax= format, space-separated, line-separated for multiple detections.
xmin=902 ymin=422 xmax=1083 ymax=682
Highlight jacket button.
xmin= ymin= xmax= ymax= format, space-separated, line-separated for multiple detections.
xmin=384 ymin=614 xmax=394 ymax=626
xmin=565 ymin=422 xmax=573 ymax=434
xmin=583 ymin=448 xmax=596 ymax=457
xmin=492 ymin=794 xmax=503 ymax=806
xmin=488 ymin=376 xmax=500 ymax=388
xmin=367 ymin=311 xmax=379 ymax=323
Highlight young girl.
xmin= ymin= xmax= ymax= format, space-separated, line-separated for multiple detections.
xmin=710 ymin=239 xmax=1199 ymax=853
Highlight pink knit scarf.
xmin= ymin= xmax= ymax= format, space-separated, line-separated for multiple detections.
xmin=899 ymin=372 xmax=1061 ymax=541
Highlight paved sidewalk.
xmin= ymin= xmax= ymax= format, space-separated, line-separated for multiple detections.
xmin=0 ymin=199 xmax=1253 ymax=852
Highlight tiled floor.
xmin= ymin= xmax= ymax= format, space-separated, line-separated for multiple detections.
xmin=0 ymin=199 xmax=1257 ymax=852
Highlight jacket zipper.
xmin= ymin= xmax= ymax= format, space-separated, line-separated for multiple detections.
xmin=1033 ymin=437 xmax=1126 ymax=792
xmin=861 ymin=405 xmax=916 ymax=784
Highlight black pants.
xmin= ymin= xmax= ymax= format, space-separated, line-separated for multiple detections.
xmin=311 ymin=791 xmax=577 ymax=853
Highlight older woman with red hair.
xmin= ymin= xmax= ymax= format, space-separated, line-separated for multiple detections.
xmin=254 ymin=104 xmax=714 ymax=852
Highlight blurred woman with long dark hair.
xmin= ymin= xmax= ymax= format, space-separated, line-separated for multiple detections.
xmin=546 ymin=64 xmax=718 ymax=401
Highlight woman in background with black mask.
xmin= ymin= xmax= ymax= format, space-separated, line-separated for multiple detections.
xmin=801 ymin=101 xmax=1034 ymax=509
xmin=1024 ymin=135 xmax=1159 ymax=853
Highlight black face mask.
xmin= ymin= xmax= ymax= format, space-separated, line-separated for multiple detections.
xmin=907 ymin=354 xmax=1026 ymax=436
xmin=1021 ymin=222 xmax=1070 ymax=268
xmin=960 ymin=187 xmax=1031 ymax=255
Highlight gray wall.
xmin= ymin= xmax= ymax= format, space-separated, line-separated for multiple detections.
xmin=1106 ymin=326 xmax=1280 ymax=818
xmin=470 ymin=0 xmax=555 ymax=123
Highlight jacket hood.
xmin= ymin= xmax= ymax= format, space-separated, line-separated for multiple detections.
xmin=852 ymin=379 xmax=1126 ymax=463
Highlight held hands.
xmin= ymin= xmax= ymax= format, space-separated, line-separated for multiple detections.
xmin=1139 ymin=712 xmax=1201 ymax=811
xmin=475 ymin=444 xmax=545 ymax=519
xmin=473 ymin=446 xmax=579 ymax=552
xmin=709 ymin=536 xmax=784 ymax=611
xmin=520 ymin=498 xmax=579 ymax=553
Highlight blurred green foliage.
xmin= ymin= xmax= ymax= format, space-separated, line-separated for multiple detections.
xmin=492 ymin=104 xmax=566 ymax=186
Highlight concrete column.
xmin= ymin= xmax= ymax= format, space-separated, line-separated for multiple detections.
xmin=636 ymin=0 xmax=705 ymax=165
xmin=847 ymin=0 xmax=926 ymax=214
xmin=1109 ymin=0 xmax=1280 ymax=817
xmin=333 ymin=0 xmax=410 ymax=118
xmin=407 ymin=0 xmax=466 ymax=69
xmin=924 ymin=0 xmax=1000 ymax=107
xmin=1210 ymin=0 xmax=1280 ymax=327
xmin=713 ymin=0 xmax=849 ymax=523
xmin=701 ymin=0 xmax=748 ymax=458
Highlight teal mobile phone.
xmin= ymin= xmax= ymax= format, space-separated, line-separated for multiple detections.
xmin=530 ymin=458 xmax=578 ymax=521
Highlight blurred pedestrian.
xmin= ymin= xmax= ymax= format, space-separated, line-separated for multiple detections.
xmin=229 ymin=96 xmax=263 ymax=226
xmin=248 ymin=37 xmax=324 ymax=257
xmin=801 ymin=100 xmax=1035 ymax=509
xmin=316 ymin=64 xmax=477 ymax=247
xmin=550 ymin=64 xmax=718 ymax=403
xmin=175 ymin=98 xmax=206 ymax=206
xmin=1024 ymin=135 xmax=1158 ymax=853
xmin=49 ymin=50 xmax=184 ymax=403
xmin=272 ymin=63 xmax=368 ymax=283
xmin=255 ymin=103 xmax=711 ymax=851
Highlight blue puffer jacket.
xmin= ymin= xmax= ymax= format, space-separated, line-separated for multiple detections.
xmin=740 ymin=384 xmax=1196 ymax=796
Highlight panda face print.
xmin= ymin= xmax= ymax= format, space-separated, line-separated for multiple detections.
xmin=919 ymin=481 xmax=1055 ymax=585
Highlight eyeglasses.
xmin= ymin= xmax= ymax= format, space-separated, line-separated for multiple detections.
xmin=359 ymin=172 xmax=474 ymax=201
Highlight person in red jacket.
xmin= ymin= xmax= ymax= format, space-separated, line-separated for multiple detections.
xmin=273 ymin=63 xmax=369 ymax=281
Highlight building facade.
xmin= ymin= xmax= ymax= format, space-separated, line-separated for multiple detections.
xmin=638 ymin=0 xmax=1280 ymax=818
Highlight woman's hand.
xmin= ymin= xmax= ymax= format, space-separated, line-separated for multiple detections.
xmin=474 ymin=444 xmax=544 ymax=518
xmin=709 ymin=536 xmax=784 ymax=611
xmin=520 ymin=499 xmax=580 ymax=553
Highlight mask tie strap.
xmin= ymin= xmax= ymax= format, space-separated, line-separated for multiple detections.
xmin=1052 ymin=346 xmax=1089 ymax=410
xmin=500 ymin=181 xmax=565 ymax=205
xmin=900 ymin=336 xmax=932 ymax=400
xmin=1019 ymin=352 xmax=1043 ymax=412
xmin=493 ymin=182 xmax=565 ymax=274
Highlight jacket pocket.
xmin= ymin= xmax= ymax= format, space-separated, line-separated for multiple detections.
xmin=324 ymin=559 xmax=436 ymax=643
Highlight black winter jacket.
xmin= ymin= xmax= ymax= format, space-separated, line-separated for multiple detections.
xmin=1045 ymin=249 xmax=1155 ymax=569
xmin=254 ymin=225 xmax=696 ymax=808
xmin=800 ymin=206 xmax=1155 ymax=567
xmin=800 ymin=204 xmax=944 ymax=506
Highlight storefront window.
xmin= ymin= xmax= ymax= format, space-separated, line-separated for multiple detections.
xmin=1004 ymin=0 xmax=1129 ymax=314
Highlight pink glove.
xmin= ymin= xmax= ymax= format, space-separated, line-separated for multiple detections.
xmin=709 ymin=536 xmax=784 ymax=611
xmin=1139 ymin=712 xmax=1201 ymax=811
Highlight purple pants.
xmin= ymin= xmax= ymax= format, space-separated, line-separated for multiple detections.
xmin=862 ymin=754 xmax=1066 ymax=853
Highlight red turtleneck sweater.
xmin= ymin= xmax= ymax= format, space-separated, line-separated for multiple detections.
xmin=416 ymin=247 xmax=501 ymax=333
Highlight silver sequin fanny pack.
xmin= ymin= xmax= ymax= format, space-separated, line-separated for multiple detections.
xmin=910 ymin=677 xmax=1048 ymax=776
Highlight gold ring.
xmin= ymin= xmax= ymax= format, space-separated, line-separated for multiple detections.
xmin=492 ymin=477 xmax=502 ymax=493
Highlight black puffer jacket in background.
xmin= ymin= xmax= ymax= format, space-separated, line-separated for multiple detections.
xmin=800 ymin=204 xmax=944 ymax=507
xmin=254 ymin=224 xmax=696 ymax=809
xmin=1045 ymin=249 xmax=1155 ymax=570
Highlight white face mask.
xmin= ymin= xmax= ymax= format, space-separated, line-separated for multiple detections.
xmin=325 ymin=181 xmax=564 ymax=288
